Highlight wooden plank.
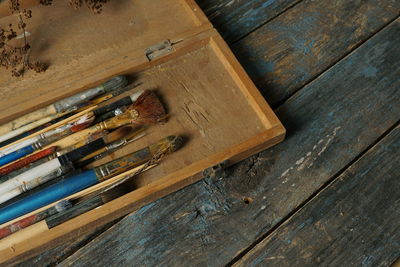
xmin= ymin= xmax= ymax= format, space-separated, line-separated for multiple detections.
xmin=0 ymin=29 xmax=286 ymax=264
xmin=236 ymin=125 xmax=400 ymax=266
xmin=11 ymin=0 xmax=298 ymax=262
xmin=231 ymin=0 xmax=400 ymax=106
xmin=16 ymin=220 xmax=119 ymax=267
xmin=197 ymin=0 xmax=301 ymax=43
xmin=56 ymin=18 xmax=400 ymax=266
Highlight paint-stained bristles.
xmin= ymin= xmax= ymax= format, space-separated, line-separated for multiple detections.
xmin=130 ymin=90 xmax=166 ymax=124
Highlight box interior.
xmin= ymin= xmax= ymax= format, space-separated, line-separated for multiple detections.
xmin=89 ymin=40 xmax=269 ymax=190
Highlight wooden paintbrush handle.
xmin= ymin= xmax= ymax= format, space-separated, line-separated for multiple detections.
xmin=0 ymin=113 xmax=62 ymax=144
xmin=100 ymin=109 xmax=139 ymax=129
xmin=48 ymin=127 xmax=101 ymax=150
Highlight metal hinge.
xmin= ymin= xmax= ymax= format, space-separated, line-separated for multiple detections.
xmin=202 ymin=160 xmax=228 ymax=181
xmin=145 ymin=40 xmax=174 ymax=61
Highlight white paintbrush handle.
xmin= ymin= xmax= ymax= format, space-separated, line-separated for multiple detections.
xmin=0 ymin=105 xmax=56 ymax=136
xmin=0 ymin=113 xmax=61 ymax=144
xmin=0 ymin=158 xmax=61 ymax=195
xmin=0 ymin=135 xmax=39 ymax=157
xmin=0 ymin=166 xmax=64 ymax=205
xmin=0 ymin=187 xmax=21 ymax=204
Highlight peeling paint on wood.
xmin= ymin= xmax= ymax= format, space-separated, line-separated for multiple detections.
xmin=232 ymin=0 xmax=400 ymax=106
xmin=19 ymin=1 xmax=400 ymax=265
xmin=55 ymin=18 xmax=400 ymax=267
xmin=236 ymin=126 xmax=400 ymax=266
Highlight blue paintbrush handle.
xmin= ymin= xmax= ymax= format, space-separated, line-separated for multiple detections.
xmin=0 ymin=170 xmax=98 ymax=224
xmin=0 ymin=145 xmax=35 ymax=167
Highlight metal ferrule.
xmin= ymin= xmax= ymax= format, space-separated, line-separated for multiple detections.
xmin=32 ymin=141 xmax=44 ymax=151
xmin=54 ymin=87 xmax=105 ymax=113
xmin=106 ymin=139 xmax=128 ymax=151
xmin=93 ymin=148 xmax=151 ymax=181
xmin=53 ymin=76 xmax=127 ymax=113
xmin=94 ymin=165 xmax=113 ymax=179
xmin=114 ymin=108 xmax=125 ymax=116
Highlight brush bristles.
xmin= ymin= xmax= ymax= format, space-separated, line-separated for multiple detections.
xmin=103 ymin=76 xmax=128 ymax=92
xmin=130 ymin=90 xmax=166 ymax=124
xmin=71 ymin=113 xmax=95 ymax=132
xmin=149 ymin=135 xmax=183 ymax=156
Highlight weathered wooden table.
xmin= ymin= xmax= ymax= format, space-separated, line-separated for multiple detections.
xmin=21 ymin=0 xmax=399 ymax=266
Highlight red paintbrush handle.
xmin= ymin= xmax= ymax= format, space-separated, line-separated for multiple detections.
xmin=0 ymin=146 xmax=56 ymax=176
xmin=0 ymin=213 xmax=41 ymax=239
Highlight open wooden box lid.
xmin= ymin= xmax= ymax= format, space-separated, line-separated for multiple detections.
xmin=0 ymin=0 xmax=285 ymax=263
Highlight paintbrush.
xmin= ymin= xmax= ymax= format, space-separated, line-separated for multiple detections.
xmin=0 ymin=169 xmax=83 ymax=209
xmin=0 ymin=76 xmax=128 ymax=143
xmin=74 ymin=84 xmax=142 ymax=114
xmin=5 ymin=83 xmax=141 ymax=149
xmin=0 ymin=135 xmax=182 ymax=224
xmin=0 ymin=162 xmax=141 ymax=246
xmin=0 ymin=126 xmax=146 ymax=203
xmin=92 ymin=90 xmax=144 ymax=120
xmin=0 ymin=153 xmax=57 ymax=185
xmin=92 ymin=106 xmax=127 ymax=125
xmin=0 ymin=200 xmax=72 ymax=240
xmin=0 ymin=113 xmax=69 ymax=148
xmin=0 ymin=113 xmax=94 ymax=157
xmin=0 ymin=128 xmax=145 ymax=207
xmin=0 ymin=178 xmax=134 ymax=249
xmin=0 ymin=198 xmax=90 ymax=249
xmin=48 ymin=90 xmax=166 ymax=150
xmin=75 ymin=128 xmax=146 ymax=168
xmin=0 ymin=114 xmax=70 ymax=144
xmin=0 ymin=146 xmax=57 ymax=177
xmin=0 ymin=114 xmax=95 ymax=167
xmin=0 ymin=127 xmax=137 ymax=204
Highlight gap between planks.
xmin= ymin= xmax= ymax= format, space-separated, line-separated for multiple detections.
xmin=271 ymin=14 xmax=400 ymax=109
xmin=209 ymin=0 xmax=304 ymax=45
xmin=226 ymin=119 xmax=400 ymax=266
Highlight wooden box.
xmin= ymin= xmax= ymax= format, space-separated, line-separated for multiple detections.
xmin=0 ymin=0 xmax=285 ymax=263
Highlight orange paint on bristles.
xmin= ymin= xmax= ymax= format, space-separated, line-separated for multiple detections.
xmin=129 ymin=90 xmax=166 ymax=124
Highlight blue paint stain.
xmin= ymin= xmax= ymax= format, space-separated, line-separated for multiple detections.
xmin=294 ymin=39 xmax=315 ymax=55
xmin=362 ymin=66 xmax=378 ymax=78
xmin=136 ymin=202 xmax=157 ymax=216
xmin=286 ymin=239 xmax=292 ymax=244
xmin=361 ymin=255 xmax=374 ymax=266
xmin=137 ymin=236 xmax=151 ymax=246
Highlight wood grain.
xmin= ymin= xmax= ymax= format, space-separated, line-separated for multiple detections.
xmin=0 ymin=0 xmax=212 ymax=124
xmin=16 ymin=220 xmax=119 ymax=267
xmin=236 ymin=125 xmax=400 ymax=267
xmin=0 ymin=0 xmax=285 ymax=262
xmin=231 ymin=0 xmax=400 ymax=106
xmin=55 ymin=17 xmax=400 ymax=267
xmin=197 ymin=0 xmax=301 ymax=43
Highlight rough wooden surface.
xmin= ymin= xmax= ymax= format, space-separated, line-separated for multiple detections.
xmin=17 ymin=220 xmax=119 ymax=267
xmin=236 ymin=125 xmax=400 ymax=266
xmin=18 ymin=0 xmax=400 ymax=265
xmin=197 ymin=0 xmax=301 ymax=43
xmin=232 ymin=0 xmax=400 ymax=106
xmin=56 ymin=17 xmax=400 ymax=267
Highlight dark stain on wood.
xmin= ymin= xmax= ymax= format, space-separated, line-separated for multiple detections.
xmin=232 ymin=0 xmax=400 ymax=106
xmin=17 ymin=0 xmax=400 ymax=265
xmin=54 ymin=17 xmax=400 ymax=267
xmin=236 ymin=125 xmax=400 ymax=266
